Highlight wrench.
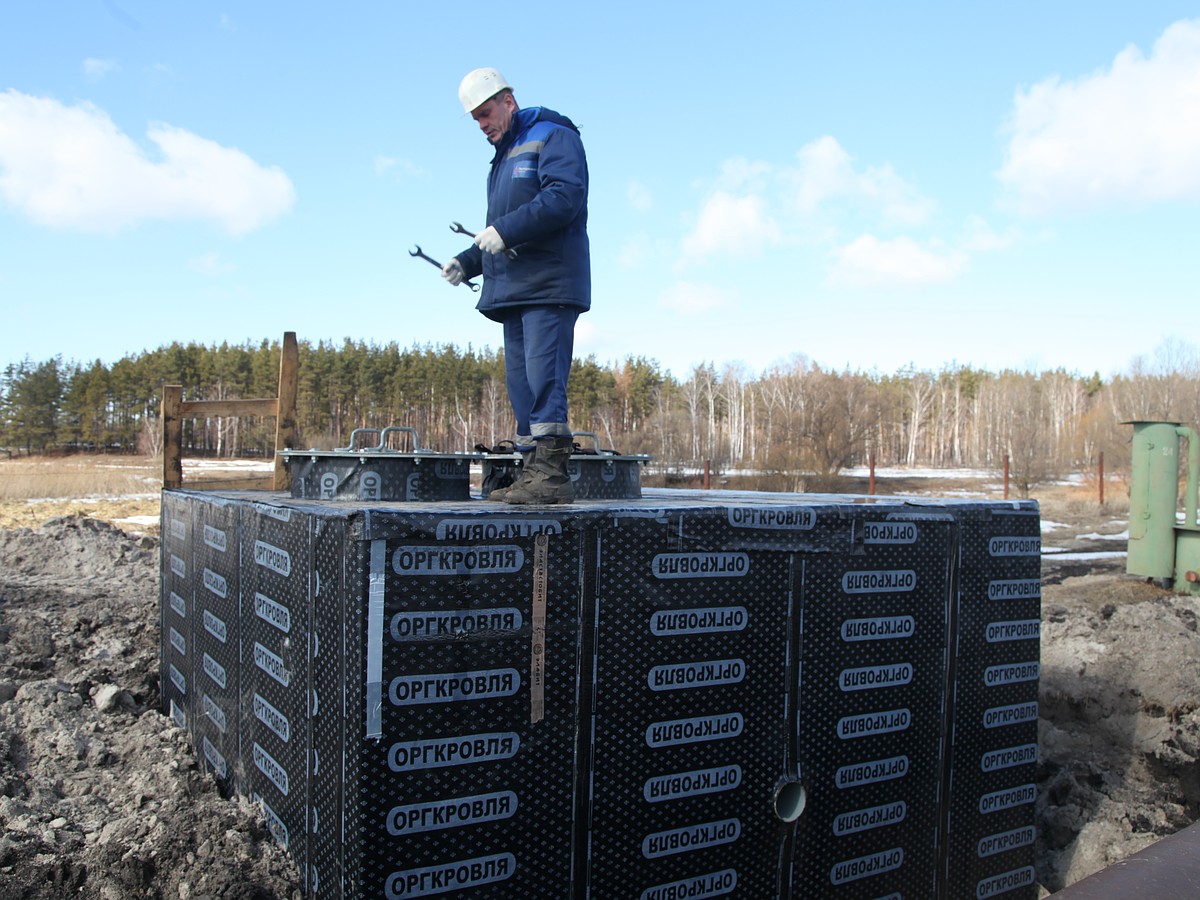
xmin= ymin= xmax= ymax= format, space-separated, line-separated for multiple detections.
xmin=409 ymin=245 xmax=479 ymax=291
xmin=450 ymin=221 xmax=519 ymax=259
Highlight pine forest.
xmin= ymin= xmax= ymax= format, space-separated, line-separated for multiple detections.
xmin=4 ymin=337 xmax=1199 ymax=495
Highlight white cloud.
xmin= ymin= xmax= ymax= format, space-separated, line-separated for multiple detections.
xmin=0 ymin=90 xmax=294 ymax=233
xmin=858 ymin=164 xmax=933 ymax=225
xmin=710 ymin=157 xmax=774 ymax=193
xmin=188 ymin=251 xmax=235 ymax=275
xmin=678 ymin=136 xmax=935 ymax=268
xmin=627 ymin=180 xmax=652 ymax=212
xmin=791 ymin=136 xmax=933 ymax=224
xmin=375 ymin=155 xmax=426 ymax=178
xmin=998 ymin=18 xmax=1200 ymax=214
xmin=573 ymin=316 xmax=597 ymax=348
xmin=961 ymin=214 xmax=1021 ymax=252
xmin=791 ymin=136 xmax=855 ymax=212
xmin=617 ymin=232 xmax=675 ymax=269
xmin=827 ymin=235 xmax=967 ymax=288
xmin=83 ymin=58 xmax=118 ymax=81
xmin=617 ymin=233 xmax=650 ymax=268
xmin=660 ymin=280 xmax=730 ymax=315
xmin=680 ymin=191 xmax=780 ymax=263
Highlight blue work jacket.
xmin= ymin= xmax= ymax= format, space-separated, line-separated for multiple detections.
xmin=457 ymin=107 xmax=591 ymax=320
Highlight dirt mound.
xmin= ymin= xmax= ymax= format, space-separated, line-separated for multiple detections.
xmin=1 ymin=512 xmax=1196 ymax=896
xmin=1036 ymin=570 xmax=1200 ymax=890
xmin=0 ymin=514 xmax=158 ymax=584
xmin=0 ymin=515 xmax=302 ymax=899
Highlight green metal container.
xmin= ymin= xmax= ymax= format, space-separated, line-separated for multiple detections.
xmin=1174 ymin=530 xmax=1200 ymax=595
xmin=1126 ymin=420 xmax=1200 ymax=592
xmin=1126 ymin=421 xmax=1182 ymax=580
xmin=1174 ymin=425 xmax=1200 ymax=595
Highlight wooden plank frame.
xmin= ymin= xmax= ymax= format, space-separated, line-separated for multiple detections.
xmin=161 ymin=332 xmax=299 ymax=491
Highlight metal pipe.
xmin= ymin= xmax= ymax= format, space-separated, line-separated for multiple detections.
xmin=1052 ymin=820 xmax=1200 ymax=898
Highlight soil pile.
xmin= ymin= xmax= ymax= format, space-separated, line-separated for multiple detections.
xmin=0 ymin=516 xmax=302 ymax=899
xmin=1037 ymin=561 xmax=1200 ymax=890
xmin=0 ymin=512 xmax=1196 ymax=897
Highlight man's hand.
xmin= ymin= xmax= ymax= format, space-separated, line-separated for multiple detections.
xmin=474 ymin=226 xmax=507 ymax=255
xmin=441 ymin=258 xmax=465 ymax=285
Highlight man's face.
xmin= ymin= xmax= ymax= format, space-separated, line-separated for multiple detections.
xmin=472 ymin=93 xmax=515 ymax=144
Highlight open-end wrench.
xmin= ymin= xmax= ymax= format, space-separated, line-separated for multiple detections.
xmin=450 ymin=221 xmax=519 ymax=259
xmin=409 ymin=245 xmax=479 ymax=291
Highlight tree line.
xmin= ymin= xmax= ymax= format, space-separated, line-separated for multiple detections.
xmin=4 ymin=337 xmax=1198 ymax=492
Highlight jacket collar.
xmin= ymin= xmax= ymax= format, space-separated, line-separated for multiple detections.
xmin=491 ymin=107 xmax=542 ymax=163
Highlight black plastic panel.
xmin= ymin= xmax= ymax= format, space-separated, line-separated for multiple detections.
xmin=159 ymin=490 xmax=1040 ymax=900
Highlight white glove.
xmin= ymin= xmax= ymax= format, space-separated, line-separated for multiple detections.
xmin=474 ymin=225 xmax=507 ymax=255
xmin=441 ymin=258 xmax=465 ymax=285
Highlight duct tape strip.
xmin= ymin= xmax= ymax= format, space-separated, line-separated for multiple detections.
xmin=366 ymin=540 xmax=386 ymax=738
xmin=531 ymin=533 xmax=548 ymax=723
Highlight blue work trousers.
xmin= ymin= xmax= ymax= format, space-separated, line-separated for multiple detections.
xmin=501 ymin=305 xmax=578 ymax=439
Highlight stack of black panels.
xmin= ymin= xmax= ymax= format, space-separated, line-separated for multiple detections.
xmin=159 ymin=489 xmax=1041 ymax=899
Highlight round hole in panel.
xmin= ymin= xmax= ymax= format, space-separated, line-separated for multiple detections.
xmin=774 ymin=777 xmax=807 ymax=822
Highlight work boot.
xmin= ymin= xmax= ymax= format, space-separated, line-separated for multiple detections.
xmin=501 ymin=436 xmax=575 ymax=505
xmin=486 ymin=445 xmax=534 ymax=501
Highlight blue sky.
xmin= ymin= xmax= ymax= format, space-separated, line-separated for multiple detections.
xmin=2 ymin=2 xmax=1198 ymax=381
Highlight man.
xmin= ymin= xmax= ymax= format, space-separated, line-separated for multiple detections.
xmin=442 ymin=67 xmax=590 ymax=505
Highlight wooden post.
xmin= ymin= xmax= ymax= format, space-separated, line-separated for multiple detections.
xmin=1003 ymin=454 xmax=1010 ymax=500
xmin=703 ymin=460 xmax=711 ymax=490
xmin=868 ymin=452 xmax=876 ymax=495
xmin=273 ymin=331 xmax=299 ymax=491
xmin=1098 ymin=451 xmax=1105 ymax=507
xmin=162 ymin=385 xmax=183 ymax=490
xmin=160 ymin=331 xmax=298 ymax=492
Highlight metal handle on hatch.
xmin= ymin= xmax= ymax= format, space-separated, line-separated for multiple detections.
xmin=340 ymin=428 xmax=382 ymax=452
xmin=570 ymin=432 xmax=613 ymax=455
xmin=379 ymin=426 xmax=428 ymax=452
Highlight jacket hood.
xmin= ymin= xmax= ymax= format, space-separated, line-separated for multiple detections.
xmin=521 ymin=106 xmax=580 ymax=134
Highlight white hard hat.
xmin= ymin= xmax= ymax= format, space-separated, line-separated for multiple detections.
xmin=458 ymin=67 xmax=513 ymax=114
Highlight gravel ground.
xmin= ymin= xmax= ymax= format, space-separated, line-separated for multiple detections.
xmin=0 ymin=508 xmax=1195 ymax=897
